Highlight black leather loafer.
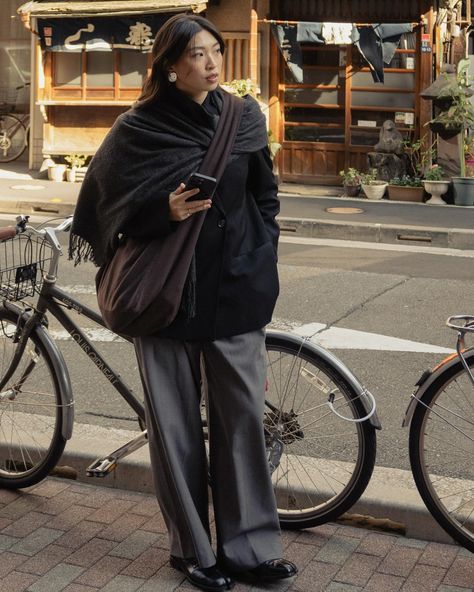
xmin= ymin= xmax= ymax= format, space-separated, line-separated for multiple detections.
xmin=247 ymin=558 xmax=298 ymax=581
xmin=170 ymin=555 xmax=234 ymax=591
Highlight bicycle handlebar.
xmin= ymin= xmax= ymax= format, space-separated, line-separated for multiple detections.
xmin=446 ymin=315 xmax=474 ymax=333
xmin=0 ymin=213 xmax=73 ymax=252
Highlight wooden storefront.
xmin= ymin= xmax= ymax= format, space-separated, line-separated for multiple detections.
xmin=17 ymin=0 xmax=207 ymax=167
xmin=266 ymin=0 xmax=436 ymax=184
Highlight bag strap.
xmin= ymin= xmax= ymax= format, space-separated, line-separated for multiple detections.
xmin=198 ymin=91 xmax=244 ymax=183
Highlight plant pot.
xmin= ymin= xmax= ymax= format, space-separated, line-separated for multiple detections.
xmin=428 ymin=121 xmax=462 ymax=140
xmin=47 ymin=164 xmax=66 ymax=182
xmin=66 ymin=167 xmax=76 ymax=182
xmin=343 ymin=184 xmax=360 ymax=197
xmin=452 ymin=177 xmax=474 ymax=206
xmin=362 ymin=182 xmax=387 ymax=200
xmin=422 ymin=180 xmax=450 ymax=205
xmin=387 ymin=185 xmax=424 ymax=202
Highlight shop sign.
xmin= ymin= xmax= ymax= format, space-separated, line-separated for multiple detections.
xmin=38 ymin=15 xmax=169 ymax=51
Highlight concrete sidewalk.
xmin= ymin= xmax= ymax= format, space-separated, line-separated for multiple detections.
xmin=1 ymin=163 xmax=474 ymax=249
xmin=1 ymin=476 xmax=473 ymax=592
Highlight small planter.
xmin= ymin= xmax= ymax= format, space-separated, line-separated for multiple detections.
xmin=387 ymin=185 xmax=424 ymax=202
xmin=428 ymin=121 xmax=462 ymax=140
xmin=66 ymin=167 xmax=76 ymax=183
xmin=47 ymin=164 xmax=66 ymax=182
xmin=422 ymin=180 xmax=450 ymax=205
xmin=452 ymin=177 xmax=474 ymax=206
xmin=362 ymin=182 xmax=387 ymax=200
xmin=343 ymin=184 xmax=360 ymax=197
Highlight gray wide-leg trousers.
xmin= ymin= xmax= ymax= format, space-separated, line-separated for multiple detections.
xmin=134 ymin=329 xmax=282 ymax=569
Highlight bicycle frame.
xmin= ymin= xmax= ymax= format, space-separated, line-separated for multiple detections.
xmin=35 ymin=280 xmax=146 ymax=423
xmin=403 ymin=316 xmax=474 ymax=428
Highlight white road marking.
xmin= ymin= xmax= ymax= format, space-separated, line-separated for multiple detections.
xmin=60 ymin=285 xmax=96 ymax=294
xmin=46 ymin=319 xmax=453 ymax=352
xmin=270 ymin=318 xmax=454 ymax=353
xmin=279 ymin=235 xmax=474 ymax=257
xmin=45 ymin=288 xmax=453 ymax=353
xmin=48 ymin=328 xmax=125 ymax=343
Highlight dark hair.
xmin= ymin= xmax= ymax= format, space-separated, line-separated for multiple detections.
xmin=137 ymin=14 xmax=225 ymax=107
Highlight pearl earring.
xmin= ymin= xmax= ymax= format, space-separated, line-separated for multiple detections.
xmin=168 ymin=72 xmax=177 ymax=83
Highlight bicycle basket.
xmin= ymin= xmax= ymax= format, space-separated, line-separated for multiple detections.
xmin=0 ymin=88 xmax=19 ymax=115
xmin=0 ymin=234 xmax=53 ymax=301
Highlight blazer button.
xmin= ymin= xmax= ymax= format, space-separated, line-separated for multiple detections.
xmin=217 ymin=219 xmax=226 ymax=228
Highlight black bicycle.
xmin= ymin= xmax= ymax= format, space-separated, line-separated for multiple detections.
xmin=0 ymin=85 xmax=30 ymax=163
xmin=0 ymin=215 xmax=379 ymax=529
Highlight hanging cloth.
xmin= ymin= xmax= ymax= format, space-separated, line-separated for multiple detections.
xmin=352 ymin=23 xmax=413 ymax=83
xmin=321 ymin=23 xmax=353 ymax=45
xmin=271 ymin=24 xmax=303 ymax=83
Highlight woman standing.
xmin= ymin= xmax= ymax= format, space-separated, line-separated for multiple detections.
xmin=70 ymin=13 xmax=297 ymax=592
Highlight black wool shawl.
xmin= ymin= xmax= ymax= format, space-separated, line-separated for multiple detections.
xmin=69 ymin=86 xmax=268 ymax=267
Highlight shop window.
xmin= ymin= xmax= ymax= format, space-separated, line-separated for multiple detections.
xmin=54 ymin=52 xmax=82 ymax=86
xmin=119 ymin=50 xmax=148 ymax=88
xmin=49 ymin=50 xmax=150 ymax=100
xmin=282 ymin=46 xmax=346 ymax=144
xmin=86 ymin=52 xmax=114 ymax=87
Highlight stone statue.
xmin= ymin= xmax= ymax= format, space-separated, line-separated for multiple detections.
xmin=375 ymin=120 xmax=404 ymax=154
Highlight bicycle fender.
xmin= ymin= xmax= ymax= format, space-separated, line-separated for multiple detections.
xmin=267 ymin=330 xmax=382 ymax=430
xmin=35 ymin=324 xmax=74 ymax=440
xmin=402 ymin=347 xmax=474 ymax=428
xmin=2 ymin=302 xmax=74 ymax=440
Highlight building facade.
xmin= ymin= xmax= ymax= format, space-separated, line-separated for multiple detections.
xmin=12 ymin=0 xmax=474 ymax=182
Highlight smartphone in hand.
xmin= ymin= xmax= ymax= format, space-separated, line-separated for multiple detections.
xmin=184 ymin=172 xmax=217 ymax=201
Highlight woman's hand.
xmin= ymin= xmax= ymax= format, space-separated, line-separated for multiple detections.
xmin=169 ymin=183 xmax=212 ymax=222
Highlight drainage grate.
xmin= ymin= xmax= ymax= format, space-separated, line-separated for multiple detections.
xmin=325 ymin=207 xmax=364 ymax=214
xmin=397 ymin=234 xmax=432 ymax=243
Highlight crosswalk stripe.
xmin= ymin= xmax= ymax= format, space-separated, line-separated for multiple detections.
xmin=270 ymin=318 xmax=454 ymax=353
xmin=46 ymin=319 xmax=454 ymax=353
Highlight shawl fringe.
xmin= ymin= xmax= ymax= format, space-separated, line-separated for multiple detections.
xmin=68 ymin=233 xmax=96 ymax=266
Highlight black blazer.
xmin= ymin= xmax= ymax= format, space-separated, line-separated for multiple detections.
xmin=124 ymin=145 xmax=279 ymax=341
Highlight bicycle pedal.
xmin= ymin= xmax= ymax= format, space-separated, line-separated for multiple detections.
xmin=86 ymin=457 xmax=117 ymax=477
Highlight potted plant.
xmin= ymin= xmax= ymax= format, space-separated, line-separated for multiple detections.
xmin=464 ymin=137 xmax=474 ymax=175
xmin=428 ymin=58 xmax=474 ymax=206
xmin=422 ymin=164 xmax=450 ymax=205
xmin=65 ymin=153 xmax=87 ymax=182
xmin=360 ymin=169 xmax=387 ymax=200
xmin=388 ymin=175 xmax=425 ymax=202
xmin=47 ymin=161 xmax=67 ymax=182
xmin=388 ymin=135 xmax=433 ymax=201
xmin=339 ymin=167 xmax=362 ymax=196
xmin=267 ymin=129 xmax=281 ymax=161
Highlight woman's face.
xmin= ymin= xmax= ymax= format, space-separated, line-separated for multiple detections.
xmin=170 ymin=29 xmax=223 ymax=104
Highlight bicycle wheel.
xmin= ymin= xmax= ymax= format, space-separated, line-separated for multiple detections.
xmin=409 ymin=352 xmax=474 ymax=552
xmin=0 ymin=114 xmax=27 ymax=163
xmin=0 ymin=306 xmax=67 ymax=488
xmin=265 ymin=332 xmax=376 ymax=529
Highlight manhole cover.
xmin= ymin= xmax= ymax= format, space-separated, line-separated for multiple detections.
xmin=10 ymin=184 xmax=45 ymax=191
xmin=325 ymin=207 xmax=364 ymax=214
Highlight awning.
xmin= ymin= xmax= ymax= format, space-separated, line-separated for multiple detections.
xmin=17 ymin=1 xmax=207 ymax=19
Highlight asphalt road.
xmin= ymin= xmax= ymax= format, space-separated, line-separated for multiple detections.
xmin=1 ymin=214 xmax=472 ymax=474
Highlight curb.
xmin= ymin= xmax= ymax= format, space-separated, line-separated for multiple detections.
xmin=1 ymin=196 xmax=473 ymax=251
xmin=53 ymin=422 xmax=455 ymax=546
xmin=0 ymin=198 xmax=75 ymax=217
xmin=278 ymin=216 xmax=474 ymax=250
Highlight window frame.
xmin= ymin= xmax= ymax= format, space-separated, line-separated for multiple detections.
xmin=44 ymin=49 xmax=151 ymax=102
